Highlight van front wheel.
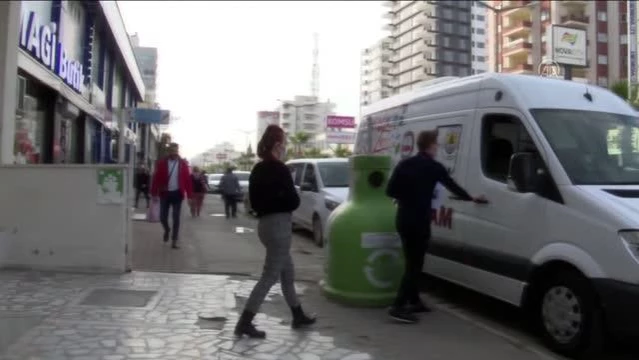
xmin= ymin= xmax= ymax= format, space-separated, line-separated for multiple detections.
xmin=535 ymin=270 xmax=604 ymax=358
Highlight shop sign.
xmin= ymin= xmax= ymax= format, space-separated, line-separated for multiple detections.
xmin=19 ymin=11 xmax=84 ymax=93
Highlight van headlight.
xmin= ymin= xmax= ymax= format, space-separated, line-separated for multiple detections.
xmin=619 ymin=230 xmax=639 ymax=261
xmin=325 ymin=199 xmax=340 ymax=211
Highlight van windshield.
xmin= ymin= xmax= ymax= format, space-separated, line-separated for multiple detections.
xmin=318 ymin=162 xmax=349 ymax=187
xmin=531 ymin=109 xmax=639 ymax=185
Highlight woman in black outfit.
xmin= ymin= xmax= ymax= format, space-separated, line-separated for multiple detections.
xmin=234 ymin=124 xmax=316 ymax=339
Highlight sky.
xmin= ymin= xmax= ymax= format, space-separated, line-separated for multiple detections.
xmin=118 ymin=1 xmax=385 ymax=159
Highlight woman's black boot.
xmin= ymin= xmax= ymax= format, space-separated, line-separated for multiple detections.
xmin=291 ymin=305 xmax=317 ymax=329
xmin=234 ymin=310 xmax=266 ymax=338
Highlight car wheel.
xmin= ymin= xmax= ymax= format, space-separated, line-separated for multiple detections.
xmin=535 ymin=269 xmax=604 ymax=358
xmin=312 ymin=215 xmax=323 ymax=248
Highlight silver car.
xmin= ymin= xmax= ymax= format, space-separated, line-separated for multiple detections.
xmin=207 ymin=173 xmax=223 ymax=194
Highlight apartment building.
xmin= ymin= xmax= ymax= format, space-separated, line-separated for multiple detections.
xmin=471 ymin=3 xmax=489 ymax=74
xmin=487 ymin=0 xmax=628 ymax=87
xmin=360 ymin=37 xmax=393 ymax=107
xmin=278 ymin=95 xmax=335 ymax=150
xmin=384 ymin=0 xmax=473 ymax=94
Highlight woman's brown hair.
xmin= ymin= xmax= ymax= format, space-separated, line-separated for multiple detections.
xmin=257 ymin=124 xmax=285 ymax=159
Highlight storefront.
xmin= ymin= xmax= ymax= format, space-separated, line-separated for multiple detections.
xmin=12 ymin=0 xmax=145 ymax=165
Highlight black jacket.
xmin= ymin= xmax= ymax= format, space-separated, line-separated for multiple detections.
xmin=249 ymin=159 xmax=300 ymax=217
xmin=386 ymin=152 xmax=472 ymax=222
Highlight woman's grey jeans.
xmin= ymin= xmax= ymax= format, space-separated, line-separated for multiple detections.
xmin=244 ymin=212 xmax=300 ymax=313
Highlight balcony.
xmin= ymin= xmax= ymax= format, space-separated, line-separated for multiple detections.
xmin=502 ymin=39 xmax=533 ymax=57
xmin=561 ymin=0 xmax=588 ymax=7
xmin=382 ymin=1 xmax=396 ymax=7
xmin=503 ymin=20 xmax=532 ymax=37
xmin=561 ymin=14 xmax=589 ymax=28
xmin=383 ymin=10 xmax=395 ymax=20
xmin=503 ymin=64 xmax=534 ymax=74
xmin=383 ymin=23 xmax=396 ymax=31
xmin=502 ymin=1 xmax=533 ymax=20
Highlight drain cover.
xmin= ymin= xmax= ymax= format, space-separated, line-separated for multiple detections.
xmin=80 ymin=289 xmax=157 ymax=308
xmin=132 ymin=214 xmax=147 ymax=221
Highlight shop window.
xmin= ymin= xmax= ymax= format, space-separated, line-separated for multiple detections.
xmin=14 ymin=75 xmax=55 ymax=164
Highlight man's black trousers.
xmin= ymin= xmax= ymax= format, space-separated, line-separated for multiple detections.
xmin=393 ymin=216 xmax=430 ymax=309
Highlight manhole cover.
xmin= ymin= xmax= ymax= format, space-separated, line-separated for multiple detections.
xmin=80 ymin=289 xmax=157 ymax=308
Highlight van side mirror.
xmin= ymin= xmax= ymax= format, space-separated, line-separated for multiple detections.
xmin=507 ymin=152 xmax=538 ymax=193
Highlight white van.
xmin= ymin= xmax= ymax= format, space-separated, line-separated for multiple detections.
xmin=355 ymin=73 xmax=639 ymax=357
xmin=286 ymin=158 xmax=349 ymax=247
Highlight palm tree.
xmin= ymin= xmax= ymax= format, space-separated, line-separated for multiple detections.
xmin=610 ymin=80 xmax=639 ymax=108
xmin=332 ymin=144 xmax=352 ymax=158
xmin=289 ymin=132 xmax=312 ymax=157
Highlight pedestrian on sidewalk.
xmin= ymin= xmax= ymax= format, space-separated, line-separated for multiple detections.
xmin=150 ymin=142 xmax=193 ymax=249
xmin=189 ymin=166 xmax=208 ymax=217
xmin=134 ymin=164 xmax=150 ymax=209
xmin=234 ymin=124 xmax=316 ymax=339
xmin=385 ymin=130 xmax=487 ymax=324
xmin=219 ymin=167 xmax=241 ymax=219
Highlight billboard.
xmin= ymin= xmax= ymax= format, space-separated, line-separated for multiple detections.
xmin=326 ymin=115 xmax=356 ymax=129
xmin=325 ymin=132 xmax=355 ymax=144
xmin=552 ymin=25 xmax=587 ymax=67
xmin=126 ymin=108 xmax=171 ymax=124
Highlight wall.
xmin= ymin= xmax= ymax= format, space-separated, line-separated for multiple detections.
xmin=0 ymin=165 xmax=131 ymax=273
xmin=0 ymin=1 xmax=21 ymax=164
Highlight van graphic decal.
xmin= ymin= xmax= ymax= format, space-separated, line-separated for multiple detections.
xmin=400 ymin=131 xmax=415 ymax=158
xmin=436 ymin=125 xmax=463 ymax=174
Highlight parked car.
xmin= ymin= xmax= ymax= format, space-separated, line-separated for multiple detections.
xmin=286 ymin=158 xmax=349 ymax=247
xmin=207 ymin=173 xmax=223 ymax=193
xmin=233 ymin=171 xmax=251 ymax=202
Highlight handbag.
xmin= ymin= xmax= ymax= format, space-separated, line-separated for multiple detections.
xmin=146 ymin=199 xmax=160 ymax=222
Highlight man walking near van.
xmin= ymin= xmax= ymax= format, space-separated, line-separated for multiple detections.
xmin=386 ymin=130 xmax=486 ymax=323
xmin=219 ymin=167 xmax=241 ymax=219
xmin=151 ymin=143 xmax=193 ymax=249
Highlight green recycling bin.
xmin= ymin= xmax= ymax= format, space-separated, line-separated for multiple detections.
xmin=320 ymin=155 xmax=404 ymax=307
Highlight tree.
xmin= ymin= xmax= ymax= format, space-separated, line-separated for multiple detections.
xmin=235 ymin=151 xmax=255 ymax=171
xmin=610 ymin=80 xmax=639 ymax=108
xmin=303 ymin=147 xmax=327 ymax=158
xmin=289 ymin=132 xmax=312 ymax=157
xmin=332 ymin=144 xmax=352 ymax=158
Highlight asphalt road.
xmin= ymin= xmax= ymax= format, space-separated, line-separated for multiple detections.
xmin=132 ymin=195 xmax=637 ymax=360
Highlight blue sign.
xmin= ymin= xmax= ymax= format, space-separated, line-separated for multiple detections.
xmin=19 ymin=11 xmax=84 ymax=93
xmin=127 ymin=108 xmax=171 ymax=125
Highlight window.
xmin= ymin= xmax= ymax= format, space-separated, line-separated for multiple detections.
xmin=476 ymin=42 xmax=485 ymax=49
xmin=481 ymin=114 xmax=539 ymax=182
xmin=443 ymin=22 xmax=454 ymax=33
xmin=304 ymin=113 xmax=316 ymax=120
xmin=597 ymin=77 xmax=608 ymax=87
xmin=531 ymin=109 xmax=639 ymax=185
xmin=288 ymin=163 xmax=305 ymax=186
xmin=476 ymin=28 xmax=485 ymax=35
xmin=597 ymin=11 xmax=607 ymax=22
xmin=318 ymin=162 xmax=350 ymax=187
xmin=621 ymin=35 xmax=628 ymax=44
xmin=541 ymin=10 xmax=549 ymax=21
xmin=443 ymin=64 xmax=454 ymax=76
xmin=443 ymin=36 xmax=452 ymax=48
xmin=458 ymin=67 xmax=470 ymax=76
xmin=476 ymin=15 xmax=485 ymax=21
xmin=302 ymin=163 xmax=317 ymax=187
xmin=477 ymin=56 xmax=486 ymax=62
xmin=444 ymin=50 xmax=455 ymax=62
xmin=442 ymin=8 xmax=453 ymax=20
xmin=458 ymin=52 xmax=470 ymax=64
xmin=597 ymin=33 xmax=608 ymax=43
xmin=459 ymin=39 xmax=469 ymax=50
xmin=598 ymin=55 xmax=608 ymax=65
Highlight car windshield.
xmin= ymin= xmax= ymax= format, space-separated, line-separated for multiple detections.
xmin=318 ymin=162 xmax=349 ymax=187
xmin=236 ymin=173 xmax=250 ymax=181
xmin=208 ymin=175 xmax=222 ymax=181
xmin=531 ymin=108 xmax=639 ymax=185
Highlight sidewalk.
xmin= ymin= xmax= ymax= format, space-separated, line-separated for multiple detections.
xmin=0 ymin=270 xmax=558 ymax=360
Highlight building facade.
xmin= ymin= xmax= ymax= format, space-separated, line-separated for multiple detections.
xmin=471 ymin=3 xmax=489 ymax=74
xmin=384 ymin=0 xmax=473 ymax=95
xmin=4 ymin=1 xmax=145 ymax=165
xmin=486 ymin=0 xmax=627 ymax=87
xmin=190 ymin=142 xmax=241 ymax=169
xmin=360 ymin=37 xmax=393 ymax=107
xmin=255 ymin=111 xmax=280 ymax=146
xmin=277 ymin=96 xmax=335 ymax=150
xmin=129 ymin=33 xmax=161 ymax=166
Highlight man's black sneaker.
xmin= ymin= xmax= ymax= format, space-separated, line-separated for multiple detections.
xmin=163 ymin=231 xmax=169 ymax=243
xmin=408 ymin=302 xmax=432 ymax=314
xmin=388 ymin=307 xmax=418 ymax=324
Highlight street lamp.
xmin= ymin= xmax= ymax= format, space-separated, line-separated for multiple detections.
xmin=474 ymin=1 xmax=540 ymax=73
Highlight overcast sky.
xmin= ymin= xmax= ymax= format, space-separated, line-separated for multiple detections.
xmin=118 ymin=1 xmax=384 ymax=158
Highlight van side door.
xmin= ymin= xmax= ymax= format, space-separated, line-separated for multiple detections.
xmin=460 ymin=109 xmax=550 ymax=306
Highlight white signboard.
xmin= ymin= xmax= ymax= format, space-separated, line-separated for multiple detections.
xmin=325 ymin=132 xmax=355 ymax=144
xmin=552 ymin=26 xmax=587 ymax=67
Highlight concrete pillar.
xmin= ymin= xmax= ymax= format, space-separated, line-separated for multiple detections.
xmin=0 ymin=1 xmax=21 ymax=164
